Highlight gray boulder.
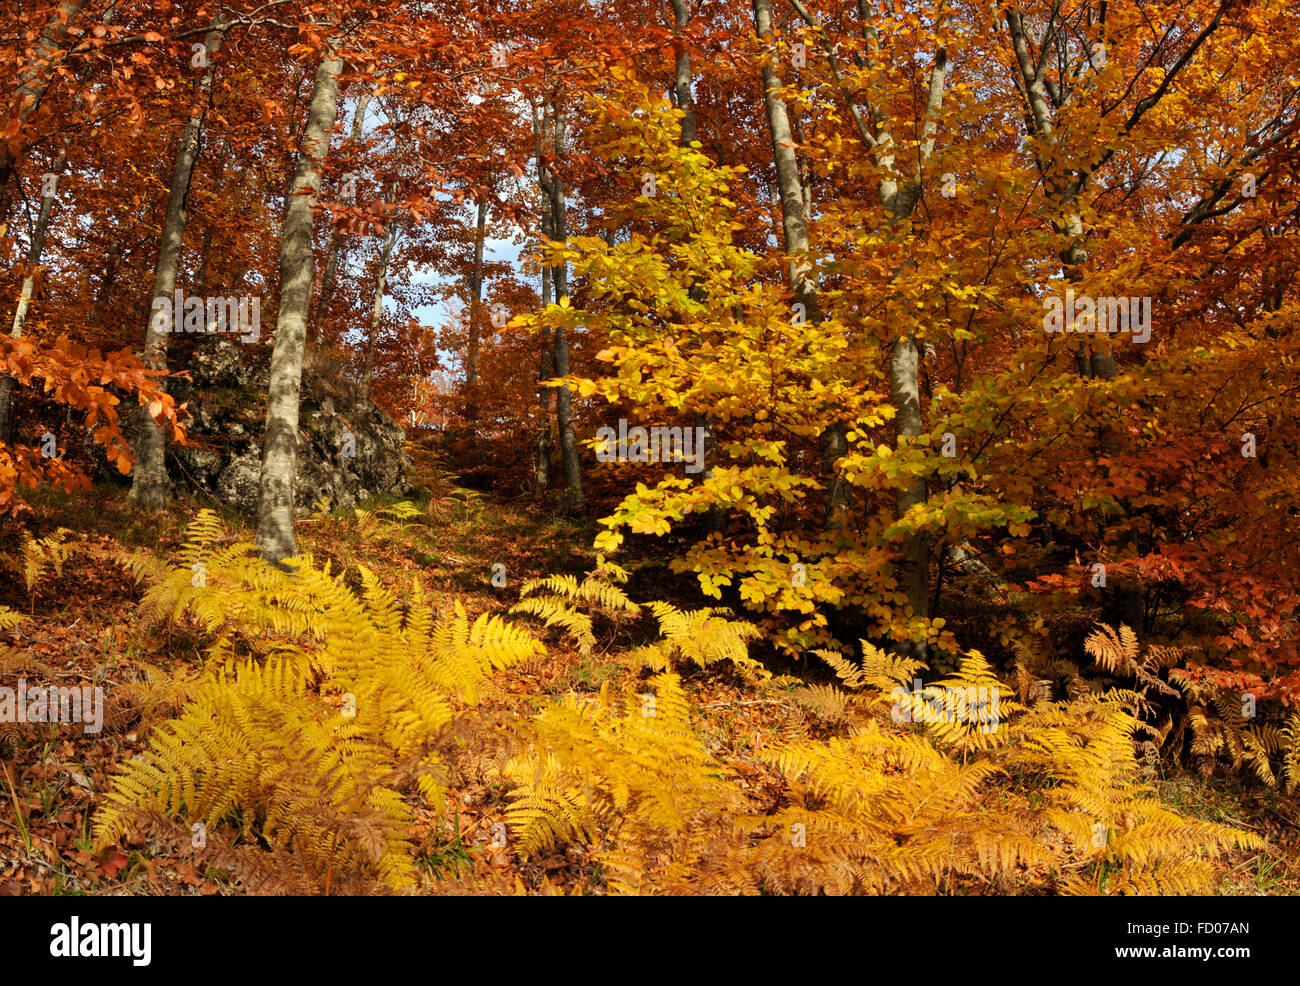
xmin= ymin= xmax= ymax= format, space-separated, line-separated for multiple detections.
xmin=157 ymin=338 xmax=411 ymax=514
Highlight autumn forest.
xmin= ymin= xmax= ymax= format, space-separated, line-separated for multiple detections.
xmin=1 ymin=0 xmax=1299 ymax=912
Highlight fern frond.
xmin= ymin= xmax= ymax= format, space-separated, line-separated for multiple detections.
xmin=623 ymin=601 xmax=765 ymax=679
xmin=95 ymin=514 xmax=546 ymax=891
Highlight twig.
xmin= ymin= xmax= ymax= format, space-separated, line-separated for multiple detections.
xmin=700 ymin=699 xmax=797 ymax=711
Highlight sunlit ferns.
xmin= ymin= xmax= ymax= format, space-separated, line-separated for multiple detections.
xmin=95 ymin=510 xmax=543 ymax=891
xmin=501 ymin=672 xmax=748 ymax=895
xmin=502 ymin=635 xmax=1261 ymax=895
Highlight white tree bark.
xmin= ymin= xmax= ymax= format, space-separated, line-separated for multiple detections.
xmin=360 ymin=214 xmax=399 ymax=400
xmin=465 ymin=197 xmax=487 ymax=426
xmin=315 ymin=86 xmax=373 ymax=342
xmin=256 ymin=41 xmax=343 ymax=562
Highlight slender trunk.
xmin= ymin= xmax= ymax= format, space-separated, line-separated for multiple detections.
xmin=315 ymin=86 xmax=373 ymax=343
xmin=668 ymin=0 xmax=698 ymax=145
xmin=536 ymin=257 xmax=553 ymax=492
xmin=753 ymin=0 xmax=850 ymax=532
xmin=0 ymin=0 xmax=82 ymax=207
xmin=0 ymin=378 xmax=14 ymax=447
xmin=256 ymin=42 xmax=343 ymax=562
xmin=465 ymin=197 xmax=487 ymax=426
xmin=129 ymin=17 xmax=227 ymax=506
xmin=1005 ymin=8 xmax=1139 ymax=628
xmin=192 ymin=150 xmax=229 ymax=300
xmin=533 ymin=99 xmax=554 ymax=494
xmin=90 ymin=241 xmax=122 ymax=325
xmin=534 ymin=99 xmax=583 ymax=512
xmin=1 ymin=2 xmax=113 ymax=440
xmin=10 ymin=157 xmax=64 ymax=341
xmin=360 ymin=219 xmax=398 ymax=400
xmin=548 ymin=118 xmax=584 ymax=514
xmin=855 ymin=1 xmax=948 ymax=655
xmin=753 ymin=0 xmax=815 ymax=309
xmin=0 ymin=146 xmax=65 ymax=443
xmin=669 ymin=0 xmax=724 ymax=533
xmin=194 ymin=223 xmax=214 ymax=295
xmin=889 ymin=331 xmax=930 ymax=629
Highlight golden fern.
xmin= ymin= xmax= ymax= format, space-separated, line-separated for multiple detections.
xmin=93 ymin=522 xmax=1267 ymax=897
xmin=94 ymin=518 xmax=544 ymax=892
xmin=750 ymin=723 xmax=1045 ymax=894
xmin=1179 ymin=683 xmax=1290 ymax=786
xmin=499 ymin=624 xmax=1261 ymax=895
xmin=102 ymin=658 xmax=206 ymax=733
xmin=1010 ymin=690 xmax=1263 ymax=895
xmin=501 ymin=672 xmax=747 ymax=895
xmin=819 ymin=640 xmax=925 ymax=693
xmin=1086 ymin=623 xmax=1296 ymax=789
xmin=622 ymin=601 xmax=766 ymax=680
xmin=511 ymin=563 xmax=640 ymax=656
xmin=0 ymin=606 xmax=23 ymax=633
xmin=1 ymin=528 xmax=76 ymax=600
xmin=790 ymin=683 xmax=851 ymax=723
xmin=1282 ymin=714 xmax=1300 ymax=794
xmin=902 ymin=652 xmax=1023 ymax=753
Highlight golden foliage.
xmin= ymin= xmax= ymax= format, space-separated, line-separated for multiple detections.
xmin=1013 ymin=689 xmax=1263 ymax=895
xmin=1086 ymin=623 xmax=1300 ymax=791
xmin=1 ymin=528 xmax=76 ymax=599
xmin=91 ymin=518 xmax=1267 ymax=896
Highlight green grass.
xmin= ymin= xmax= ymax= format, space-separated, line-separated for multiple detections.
xmin=417 ymin=813 xmax=474 ymax=879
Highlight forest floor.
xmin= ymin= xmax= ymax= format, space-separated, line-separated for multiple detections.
xmin=1 ymin=479 xmax=1297 ymax=896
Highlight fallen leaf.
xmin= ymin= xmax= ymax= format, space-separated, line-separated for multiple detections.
xmin=100 ymin=849 xmax=128 ymax=879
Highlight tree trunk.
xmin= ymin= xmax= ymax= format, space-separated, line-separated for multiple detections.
xmin=0 ymin=0 xmax=82 ymax=207
xmin=548 ymin=120 xmax=584 ymax=514
xmin=668 ymin=0 xmax=724 ymax=533
xmin=465 ymin=197 xmax=487 ymax=427
xmin=753 ymin=0 xmax=850 ymax=532
xmin=90 ymin=240 xmax=122 ymax=325
xmin=753 ymin=0 xmax=815 ymax=309
xmin=534 ymin=99 xmax=583 ymax=513
xmin=256 ymin=42 xmax=343 ymax=563
xmin=129 ymin=16 xmax=227 ymax=506
xmin=535 ymin=257 xmax=553 ymax=493
xmin=861 ymin=1 xmax=948 ymax=656
xmin=1004 ymin=7 xmax=1142 ymax=629
xmin=191 ymin=153 xmax=227 ymax=298
xmin=889 ymin=332 xmax=930 ymax=635
xmin=668 ymin=0 xmax=698 ymax=145
xmin=193 ymin=229 xmax=213 ymax=298
xmin=0 ymin=147 xmax=65 ymax=444
xmin=1 ymin=2 xmax=115 ymax=442
xmin=315 ymin=86 xmax=373 ymax=343
xmin=360 ymin=218 xmax=398 ymax=400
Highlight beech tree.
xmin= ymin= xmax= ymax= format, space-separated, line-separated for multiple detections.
xmin=256 ymin=37 xmax=343 ymax=562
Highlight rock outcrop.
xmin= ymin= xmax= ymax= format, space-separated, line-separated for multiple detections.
xmin=133 ymin=339 xmax=411 ymax=514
